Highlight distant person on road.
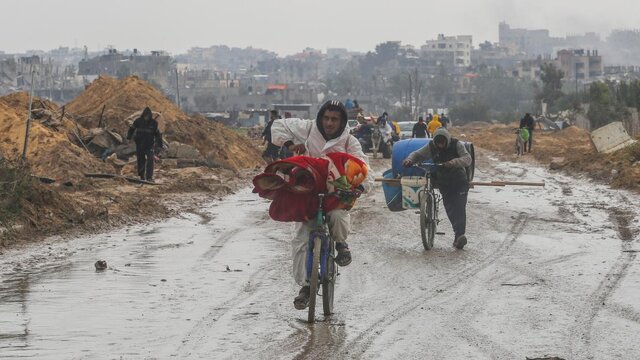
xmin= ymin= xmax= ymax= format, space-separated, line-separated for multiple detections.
xmin=377 ymin=112 xmax=389 ymax=127
xmin=127 ymin=107 xmax=162 ymax=182
xmin=402 ymin=127 xmax=472 ymax=250
xmin=270 ymin=100 xmax=373 ymax=310
xmin=519 ymin=113 xmax=535 ymax=152
xmin=427 ymin=114 xmax=442 ymax=137
xmin=262 ymin=110 xmax=281 ymax=163
xmin=344 ymin=98 xmax=354 ymax=109
xmin=440 ymin=113 xmax=450 ymax=128
xmin=412 ymin=116 xmax=428 ymax=138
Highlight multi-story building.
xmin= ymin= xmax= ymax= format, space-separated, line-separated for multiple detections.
xmin=499 ymin=22 xmax=563 ymax=57
xmin=556 ymin=49 xmax=603 ymax=80
xmin=78 ymin=49 xmax=173 ymax=89
xmin=421 ymin=34 xmax=472 ymax=67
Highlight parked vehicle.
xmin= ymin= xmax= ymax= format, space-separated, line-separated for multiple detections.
xmin=397 ymin=121 xmax=417 ymax=139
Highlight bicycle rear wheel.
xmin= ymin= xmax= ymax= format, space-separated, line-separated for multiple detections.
xmin=420 ymin=192 xmax=436 ymax=250
xmin=308 ymin=237 xmax=322 ymax=323
xmin=322 ymin=241 xmax=336 ymax=316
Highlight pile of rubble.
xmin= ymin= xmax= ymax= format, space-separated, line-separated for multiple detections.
xmin=65 ymin=76 xmax=263 ymax=171
xmin=0 ymin=92 xmax=114 ymax=182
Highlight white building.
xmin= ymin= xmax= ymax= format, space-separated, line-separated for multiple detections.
xmin=421 ymin=34 xmax=473 ymax=67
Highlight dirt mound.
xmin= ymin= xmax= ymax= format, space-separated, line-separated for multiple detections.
xmin=454 ymin=122 xmax=640 ymax=192
xmin=0 ymin=93 xmax=113 ymax=182
xmin=66 ymin=76 xmax=263 ymax=170
xmin=454 ymin=123 xmax=593 ymax=163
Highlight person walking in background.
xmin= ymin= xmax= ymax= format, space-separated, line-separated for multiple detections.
xmin=427 ymin=114 xmax=442 ymax=138
xmin=412 ymin=116 xmax=428 ymax=138
xmin=440 ymin=113 xmax=450 ymax=128
xmin=519 ymin=113 xmax=535 ymax=152
xmin=127 ymin=107 xmax=162 ymax=182
xmin=261 ymin=110 xmax=281 ymax=163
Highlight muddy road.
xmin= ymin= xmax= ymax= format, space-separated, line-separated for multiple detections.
xmin=1 ymin=157 xmax=639 ymax=359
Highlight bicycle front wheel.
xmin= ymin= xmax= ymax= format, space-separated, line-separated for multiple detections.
xmin=322 ymin=240 xmax=336 ymax=316
xmin=308 ymin=237 xmax=322 ymax=323
xmin=420 ymin=191 xmax=436 ymax=250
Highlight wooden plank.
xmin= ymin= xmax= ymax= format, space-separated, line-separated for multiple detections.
xmin=374 ymin=177 xmax=545 ymax=187
xmin=84 ymin=173 xmax=159 ymax=185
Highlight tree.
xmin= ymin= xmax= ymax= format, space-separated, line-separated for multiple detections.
xmin=587 ymin=82 xmax=614 ymax=129
xmin=449 ymin=99 xmax=490 ymax=124
xmin=538 ymin=63 xmax=564 ymax=107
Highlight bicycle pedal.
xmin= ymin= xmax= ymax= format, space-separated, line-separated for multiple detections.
xmin=436 ymin=232 xmax=445 ymax=235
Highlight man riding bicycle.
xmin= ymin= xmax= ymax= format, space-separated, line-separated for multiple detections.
xmin=270 ymin=100 xmax=373 ymax=310
xmin=402 ymin=127 xmax=472 ymax=249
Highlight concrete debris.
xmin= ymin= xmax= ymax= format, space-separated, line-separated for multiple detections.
xmin=166 ymin=141 xmax=202 ymax=159
xmin=590 ymin=121 xmax=637 ymax=153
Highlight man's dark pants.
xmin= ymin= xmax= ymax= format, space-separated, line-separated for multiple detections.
xmin=439 ymin=184 xmax=469 ymax=239
xmin=524 ymin=129 xmax=533 ymax=152
xmin=136 ymin=147 xmax=154 ymax=180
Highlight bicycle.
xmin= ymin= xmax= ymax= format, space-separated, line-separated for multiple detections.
xmin=306 ymin=189 xmax=360 ymax=323
xmin=411 ymin=163 xmax=443 ymax=250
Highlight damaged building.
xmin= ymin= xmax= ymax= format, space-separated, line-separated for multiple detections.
xmin=78 ymin=49 xmax=172 ymax=89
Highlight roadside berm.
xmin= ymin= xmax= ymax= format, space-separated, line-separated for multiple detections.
xmin=453 ymin=122 xmax=640 ymax=192
xmin=0 ymin=76 xmax=264 ymax=247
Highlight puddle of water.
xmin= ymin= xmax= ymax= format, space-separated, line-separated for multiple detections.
xmin=0 ymin=189 xmax=277 ymax=359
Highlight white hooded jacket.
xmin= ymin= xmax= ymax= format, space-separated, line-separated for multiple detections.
xmin=270 ymin=117 xmax=374 ymax=193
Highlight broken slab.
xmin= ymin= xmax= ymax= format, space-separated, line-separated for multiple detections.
xmin=590 ymin=121 xmax=637 ymax=154
xmin=166 ymin=141 xmax=202 ymax=159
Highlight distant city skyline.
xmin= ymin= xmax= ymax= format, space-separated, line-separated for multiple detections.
xmin=1 ymin=0 xmax=639 ymax=56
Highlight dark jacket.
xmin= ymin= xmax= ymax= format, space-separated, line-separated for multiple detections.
xmin=406 ymin=127 xmax=471 ymax=188
xmin=412 ymin=121 xmax=428 ymax=138
xmin=262 ymin=119 xmax=275 ymax=143
xmin=127 ymin=107 xmax=162 ymax=149
xmin=520 ymin=114 xmax=535 ymax=131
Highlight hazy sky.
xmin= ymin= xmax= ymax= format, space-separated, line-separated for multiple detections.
xmin=2 ymin=0 xmax=639 ymax=55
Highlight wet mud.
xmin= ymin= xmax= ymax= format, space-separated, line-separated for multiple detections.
xmin=1 ymin=155 xmax=639 ymax=359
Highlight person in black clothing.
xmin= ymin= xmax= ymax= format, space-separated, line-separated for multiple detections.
xmin=402 ymin=127 xmax=472 ymax=249
xmin=440 ymin=113 xmax=450 ymax=128
xmin=519 ymin=113 xmax=535 ymax=152
xmin=127 ymin=107 xmax=162 ymax=182
xmin=412 ymin=117 xmax=428 ymax=138
xmin=262 ymin=110 xmax=281 ymax=163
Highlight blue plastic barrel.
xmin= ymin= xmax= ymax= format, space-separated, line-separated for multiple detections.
xmin=391 ymin=138 xmax=433 ymax=177
xmin=381 ymin=169 xmax=404 ymax=212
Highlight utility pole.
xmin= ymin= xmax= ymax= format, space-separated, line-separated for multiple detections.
xmin=575 ymin=62 xmax=578 ymax=95
xmin=175 ymin=68 xmax=181 ymax=110
xmin=22 ymin=63 xmax=36 ymax=161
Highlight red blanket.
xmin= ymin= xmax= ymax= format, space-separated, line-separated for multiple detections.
xmin=253 ymin=153 xmax=368 ymax=222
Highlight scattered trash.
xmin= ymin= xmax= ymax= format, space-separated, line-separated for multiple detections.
xmin=94 ymin=260 xmax=107 ymax=270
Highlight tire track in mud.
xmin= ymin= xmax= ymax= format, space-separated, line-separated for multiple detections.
xmin=327 ymin=213 xmax=529 ymax=359
xmin=172 ymin=227 xmax=286 ymax=357
xmin=569 ymin=207 xmax=638 ymax=360
xmin=201 ymin=228 xmax=243 ymax=260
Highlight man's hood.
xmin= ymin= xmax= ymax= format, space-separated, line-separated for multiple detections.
xmin=141 ymin=107 xmax=152 ymax=119
xmin=316 ymin=100 xmax=348 ymax=140
xmin=432 ymin=127 xmax=451 ymax=146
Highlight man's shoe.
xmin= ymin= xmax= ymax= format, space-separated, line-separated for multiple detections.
xmin=453 ymin=235 xmax=467 ymax=250
xmin=335 ymin=242 xmax=352 ymax=267
xmin=293 ymin=286 xmax=310 ymax=310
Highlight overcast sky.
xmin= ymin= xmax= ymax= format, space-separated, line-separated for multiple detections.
xmin=2 ymin=0 xmax=639 ymax=55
